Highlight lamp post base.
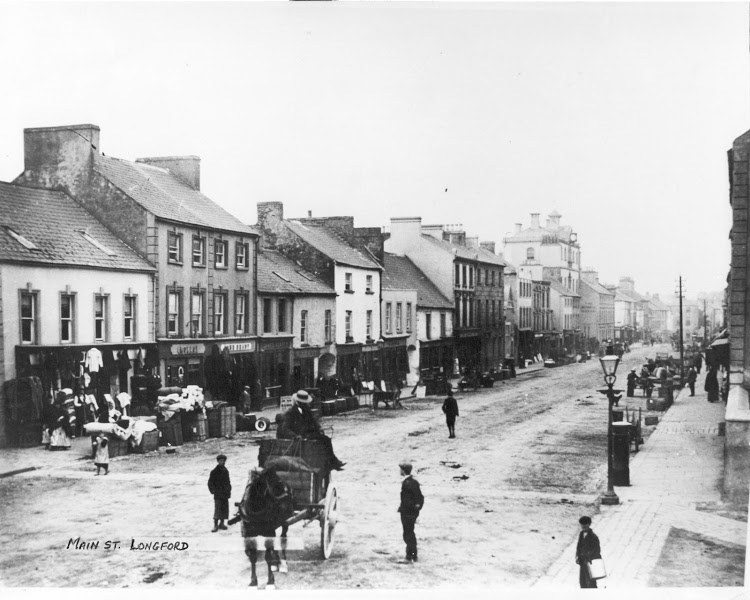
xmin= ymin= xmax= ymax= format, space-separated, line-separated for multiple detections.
xmin=600 ymin=490 xmax=620 ymax=505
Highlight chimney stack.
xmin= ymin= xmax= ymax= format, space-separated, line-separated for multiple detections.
xmin=530 ymin=213 xmax=540 ymax=228
xmin=514 ymin=223 xmax=522 ymax=234
xmin=308 ymin=210 xmax=312 ymax=217
xmin=136 ymin=156 xmax=201 ymax=190
xmin=23 ymin=124 xmax=100 ymax=177
xmin=480 ymin=241 xmax=496 ymax=253
xmin=257 ymin=202 xmax=285 ymax=249
xmin=466 ymin=236 xmax=479 ymax=249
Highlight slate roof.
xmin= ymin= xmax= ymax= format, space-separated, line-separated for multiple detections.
xmin=382 ymin=253 xmax=454 ymax=309
xmin=581 ymin=278 xmax=615 ymax=296
xmin=0 ymin=182 xmax=155 ymax=271
xmin=95 ymin=155 xmax=257 ymax=236
xmin=547 ymin=278 xmax=580 ymax=297
xmin=618 ymin=288 xmax=648 ymax=304
xmin=421 ymin=235 xmax=507 ymax=267
xmin=285 ymin=220 xmax=381 ymax=270
xmin=648 ymin=296 xmax=670 ymax=311
xmin=502 ymin=258 xmax=518 ymax=275
xmin=257 ymin=250 xmax=336 ymax=295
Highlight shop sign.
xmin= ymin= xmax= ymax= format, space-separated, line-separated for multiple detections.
xmin=171 ymin=343 xmax=206 ymax=356
xmin=261 ymin=339 xmax=292 ymax=351
xmin=534 ymin=334 xmax=543 ymax=338
xmin=362 ymin=343 xmax=380 ymax=353
xmin=219 ymin=341 xmax=256 ymax=353
xmin=383 ymin=338 xmax=407 ymax=349
xmin=295 ymin=347 xmax=321 ymax=359
xmin=280 ymin=395 xmax=294 ymax=409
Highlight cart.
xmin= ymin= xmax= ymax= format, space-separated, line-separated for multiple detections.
xmin=256 ymin=438 xmax=340 ymax=559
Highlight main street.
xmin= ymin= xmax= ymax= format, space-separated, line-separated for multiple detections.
xmin=0 ymin=345 xmax=662 ymax=589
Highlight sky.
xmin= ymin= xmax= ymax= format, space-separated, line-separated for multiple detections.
xmin=0 ymin=1 xmax=747 ymax=302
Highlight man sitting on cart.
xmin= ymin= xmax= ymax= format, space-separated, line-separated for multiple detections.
xmin=277 ymin=390 xmax=346 ymax=471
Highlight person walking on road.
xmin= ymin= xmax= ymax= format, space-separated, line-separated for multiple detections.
xmin=398 ymin=461 xmax=424 ymax=563
xmin=694 ymin=352 xmax=703 ymax=375
xmin=442 ymin=390 xmax=459 ymax=438
xmin=626 ymin=368 xmax=638 ymax=397
xmin=686 ymin=366 xmax=697 ymax=396
xmin=208 ymin=454 xmax=232 ymax=532
xmin=705 ymin=365 xmax=720 ymax=403
xmin=575 ymin=516 xmax=602 ymax=588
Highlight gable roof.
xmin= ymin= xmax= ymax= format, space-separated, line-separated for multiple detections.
xmin=547 ymin=278 xmax=580 ymax=297
xmin=95 ymin=155 xmax=257 ymax=236
xmin=257 ymin=250 xmax=336 ymax=295
xmin=618 ymin=288 xmax=648 ymax=304
xmin=421 ymin=234 xmax=506 ymax=267
xmin=581 ymin=278 xmax=615 ymax=296
xmin=0 ymin=182 xmax=154 ymax=272
xmin=285 ymin=220 xmax=381 ymax=270
xmin=648 ymin=296 xmax=670 ymax=311
xmin=382 ymin=253 xmax=454 ymax=309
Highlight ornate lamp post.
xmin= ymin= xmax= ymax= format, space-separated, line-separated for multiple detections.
xmin=598 ymin=349 xmax=622 ymax=505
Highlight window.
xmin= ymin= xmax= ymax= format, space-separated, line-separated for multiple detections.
xmin=396 ymin=303 xmax=403 ymax=332
xmin=345 ymin=272 xmax=353 ymax=293
xmin=192 ymin=236 xmax=206 ymax=266
xmin=385 ymin=302 xmax=392 ymax=333
xmin=20 ymin=291 xmax=37 ymax=344
xmin=263 ymin=298 xmax=273 ymax=333
xmin=440 ymin=312 xmax=447 ymax=337
xmin=214 ymin=293 xmax=227 ymax=335
xmin=94 ymin=295 xmax=108 ymax=342
xmin=406 ymin=303 xmax=412 ymax=332
xmin=526 ymin=247 xmax=534 ymax=261
xmin=61 ymin=294 xmax=75 ymax=343
xmin=492 ymin=270 xmax=496 ymax=286
xmin=300 ymin=310 xmax=308 ymax=343
xmin=167 ymin=290 xmax=181 ymax=337
xmin=366 ymin=310 xmax=372 ymax=339
xmin=425 ymin=313 xmax=432 ymax=340
xmin=366 ymin=275 xmax=373 ymax=293
xmin=5 ymin=226 xmax=39 ymax=251
xmin=469 ymin=267 xmax=473 ymax=288
xmin=278 ymin=299 xmax=287 ymax=332
xmin=124 ymin=295 xmax=136 ymax=341
xmin=235 ymin=293 xmax=248 ymax=334
xmin=455 ymin=264 xmax=460 ymax=287
xmin=345 ymin=310 xmax=353 ymax=341
xmin=236 ymin=242 xmax=249 ymax=269
xmin=215 ymin=240 xmax=228 ymax=268
xmin=325 ymin=310 xmax=332 ymax=343
xmin=168 ymin=232 xmax=183 ymax=263
xmin=191 ymin=291 xmax=204 ymax=336
xmin=462 ymin=265 xmax=467 ymax=288
xmin=477 ymin=269 xmax=482 ymax=285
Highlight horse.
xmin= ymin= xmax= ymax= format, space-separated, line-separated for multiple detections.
xmin=238 ymin=467 xmax=295 ymax=589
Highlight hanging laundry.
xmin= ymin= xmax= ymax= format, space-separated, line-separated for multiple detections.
xmin=86 ymin=348 xmax=103 ymax=372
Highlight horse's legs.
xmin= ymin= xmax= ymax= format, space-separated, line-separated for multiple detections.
xmin=244 ymin=541 xmax=258 ymax=587
xmin=279 ymin=525 xmax=289 ymax=573
xmin=264 ymin=537 xmax=276 ymax=588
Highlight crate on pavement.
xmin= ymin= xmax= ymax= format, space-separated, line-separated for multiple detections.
xmin=158 ymin=413 xmax=183 ymax=446
xmin=207 ymin=406 xmax=236 ymax=438
xmin=131 ymin=429 xmax=159 ymax=454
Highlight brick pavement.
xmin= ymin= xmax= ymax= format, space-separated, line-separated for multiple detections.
xmin=534 ymin=380 xmax=746 ymax=589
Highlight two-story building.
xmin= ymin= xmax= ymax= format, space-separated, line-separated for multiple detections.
xmin=14 ymin=124 xmax=260 ymax=404
xmin=256 ymin=202 xmax=383 ymax=392
xmin=0 ymin=183 xmax=155 ymax=447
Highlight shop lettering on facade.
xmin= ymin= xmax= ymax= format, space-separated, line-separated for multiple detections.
xmin=219 ymin=341 xmax=256 ymax=353
xmin=261 ymin=339 xmax=291 ymax=351
xmin=171 ymin=343 xmax=206 ymax=356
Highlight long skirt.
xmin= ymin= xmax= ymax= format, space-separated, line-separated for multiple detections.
xmin=49 ymin=427 xmax=71 ymax=450
xmin=708 ymin=390 xmax=720 ymax=403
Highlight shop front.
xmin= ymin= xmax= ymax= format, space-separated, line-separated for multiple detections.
xmin=360 ymin=343 xmax=382 ymax=390
xmin=336 ymin=343 xmax=363 ymax=393
xmin=381 ymin=336 xmax=409 ymax=387
xmin=454 ymin=331 xmax=481 ymax=374
xmin=293 ymin=345 xmax=325 ymax=391
xmin=258 ymin=337 xmax=293 ymax=407
xmin=419 ymin=338 xmax=455 ymax=378
xmin=518 ymin=328 xmax=534 ymax=365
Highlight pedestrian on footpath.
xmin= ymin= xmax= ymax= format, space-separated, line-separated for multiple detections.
xmin=686 ymin=366 xmax=697 ymax=396
xmin=694 ymin=352 xmax=703 ymax=375
xmin=705 ymin=366 xmax=720 ymax=403
xmin=442 ymin=390 xmax=459 ymax=438
xmin=575 ymin=516 xmax=602 ymax=588
xmin=398 ymin=461 xmax=424 ymax=563
xmin=626 ymin=369 xmax=637 ymax=397
xmin=93 ymin=435 xmax=109 ymax=475
xmin=208 ymin=454 xmax=232 ymax=532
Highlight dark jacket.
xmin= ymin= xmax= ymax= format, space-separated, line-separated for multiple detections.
xmin=687 ymin=368 xmax=697 ymax=383
xmin=399 ymin=475 xmax=424 ymax=517
xmin=576 ymin=529 xmax=601 ymax=563
xmin=442 ymin=396 xmax=459 ymax=417
xmin=626 ymin=372 xmax=638 ymax=386
xmin=277 ymin=403 xmax=321 ymax=439
xmin=208 ymin=465 xmax=232 ymax=500
xmin=704 ymin=368 xmax=719 ymax=393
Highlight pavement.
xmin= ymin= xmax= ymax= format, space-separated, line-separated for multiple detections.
xmin=534 ymin=376 xmax=747 ymax=589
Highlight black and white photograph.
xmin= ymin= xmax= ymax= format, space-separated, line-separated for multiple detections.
xmin=0 ymin=1 xmax=748 ymax=598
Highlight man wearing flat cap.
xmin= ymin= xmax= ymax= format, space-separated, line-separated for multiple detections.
xmin=277 ymin=390 xmax=346 ymax=471
xmin=208 ymin=454 xmax=231 ymax=532
xmin=626 ymin=368 xmax=638 ymax=397
xmin=398 ymin=461 xmax=424 ymax=562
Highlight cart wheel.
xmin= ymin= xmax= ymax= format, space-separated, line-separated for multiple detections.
xmin=255 ymin=418 xmax=270 ymax=432
xmin=320 ymin=484 xmax=338 ymax=559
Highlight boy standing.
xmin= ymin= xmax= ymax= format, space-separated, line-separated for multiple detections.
xmin=575 ymin=516 xmax=602 ymax=588
xmin=398 ymin=461 xmax=424 ymax=563
xmin=441 ymin=390 xmax=459 ymax=438
xmin=208 ymin=454 xmax=232 ymax=532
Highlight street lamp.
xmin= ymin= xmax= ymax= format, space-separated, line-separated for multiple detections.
xmin=598 ymin=347 xmax=622 ymax=505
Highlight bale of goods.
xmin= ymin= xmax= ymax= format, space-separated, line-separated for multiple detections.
xmin=158 ymin=413 xmax=183 ymax=446
xmin=131 ymin=429 xmax=159 ymax=454
xmin=207 ymin=406 xmax=236 ymax=438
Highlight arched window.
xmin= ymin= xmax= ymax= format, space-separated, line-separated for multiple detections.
xmin=526 ymin=247 xmax=535 ymax=260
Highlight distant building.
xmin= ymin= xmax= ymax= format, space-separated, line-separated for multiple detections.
xmin=580 ymin=269 xmax=615 ymax=351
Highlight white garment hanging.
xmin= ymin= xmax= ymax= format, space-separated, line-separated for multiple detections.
xmin=85 ymin=348 xmax=103 ymax=372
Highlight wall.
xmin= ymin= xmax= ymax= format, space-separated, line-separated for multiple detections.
xmin=334 ymin=264 xmax=380 ymax=344
xmin=292 ymin=295 xmax=337 ymax=349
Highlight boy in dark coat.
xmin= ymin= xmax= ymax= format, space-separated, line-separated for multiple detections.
xmin=441 ymin=390 xmax=459 ymax=438
xmin=398 ymin=461 xmax=424 ymax=562
xmin=686 ymin=366 xmax=697 ymax=396
xmin=208 ymin=454 xmax=232 ymax=532
xmin=575 ymin=516 xmax=602 ymax=588
xmin=626 ymin=369 xmax=638 ymax=397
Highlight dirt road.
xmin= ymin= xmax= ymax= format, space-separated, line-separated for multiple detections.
xmin=0 ymin=346 xmax=662 ymax=589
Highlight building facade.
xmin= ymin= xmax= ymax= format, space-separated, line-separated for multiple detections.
xmin=580 ymin=269 xmax=615 ymax=352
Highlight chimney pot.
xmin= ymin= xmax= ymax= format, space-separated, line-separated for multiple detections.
xmin=530 ymin=213 xmax=540 ymax=228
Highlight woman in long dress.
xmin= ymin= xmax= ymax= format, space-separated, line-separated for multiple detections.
xmin=48 ymin=404 xmax=72 ymax=450
xmin=704 ymin=366 xmax=720 ymax=403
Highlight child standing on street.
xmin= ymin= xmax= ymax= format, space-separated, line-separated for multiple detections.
xmin=94 ymin=436 xmax=109 ymax=475
xmin=208 ymin=454 xmax=232 ymax=532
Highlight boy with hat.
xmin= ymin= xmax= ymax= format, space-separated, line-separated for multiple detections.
xmin=277 ymin=390 xmax=345 ymax=470
xmin=208 ymin=454 xmax=232 ymax=532
xmin=398 ymin=461 xmax=424 ymax=562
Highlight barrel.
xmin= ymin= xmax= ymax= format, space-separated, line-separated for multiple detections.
xmin=321 ymin=400 xmax=336 ymax=416
xmin=335 ymin=398 xmax=347 ymax=414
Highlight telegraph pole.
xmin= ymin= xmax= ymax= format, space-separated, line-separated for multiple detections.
xmin=676 ymin=277 xmax=685 ymax=381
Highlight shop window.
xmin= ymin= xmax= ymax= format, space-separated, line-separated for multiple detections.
xmin=236 ymin=241 xmax=249 ymax=269
xmin=469 ymin=267 xmax=473 ymax=288
xmin=345 ymin=310 xmax=353 ymax=342
xmin=300 ymin=310 xmax=308 ymax=344
xmin=366 ymin=310 xmax=372 ymax=340
xmin=94 ymin=295 xmax=108 ymax=342
xmin=215 ymin=240 xmax=228 ymax=268
xmin=168 ymin=232 xmax=183 ymax=264
xmin=263 ymin=298 xmax=273 ymax=334
xmin=345 ymin=272 xmax=353 ymax=293
xmin=366 ymin=275 xmax=373 ymax=294
xmin=60 ymin=293 xmax=76 ymax=343
xmin=235 ymin=293 xmax=248 ymax=334
xmin=385 ymin=303 xmax=392 ymax=334
xmin=425 ymin=313 xmax=432 ymax=340
xmin=192 ymin=235 xmax=206 ymax=267
xmin=214 ymin=292 xmax=227 ymax=335
xmin=278 ymin=299 xmax=288 ymax=332
xmin=462 ymin=265 xmax=467 ymax=288
xmin=324 ymin=310 xmax=332 ymax=343
xmin=191 ymin=291 xmax=204 ymax=336
xmin=396 ymin=303 xmax=403 ymax=333
xmin=20 ymin=291 xmax=38 ymax=344
xmin=167 ymin=290 xmax=181 ymax=337
xmin=124 ymin=295 xmax=136 ymax=341
xmin=406 ymin=303 xmax=412 ymax=332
